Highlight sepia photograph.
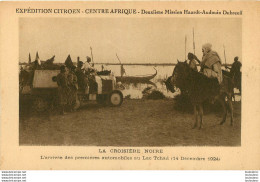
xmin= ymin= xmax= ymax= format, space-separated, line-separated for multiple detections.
xmin=19 ymin=18 xmax=242 ymax=146
xmin=1 ymin=0 xmax=260 ymax=171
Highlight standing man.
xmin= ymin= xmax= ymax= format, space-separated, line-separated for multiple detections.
xmin=120 ymin=64 xmax=126 ymax=77
xmin=194 ymin=43 xmax=223 ymax=84
xmin=76 ymin=61 xmax=88 ymax=90
xmin=83 ymin=56 xmax=97 ymax=93
xmin=226 ymin=56 xmax=242 ymax=75
xmin=226 ymin=56 xmax=242 ymax=91
xmin=83 ymin=56 xmax=95 ymax=74
xmin=67 ymin=66 xmax=78 ymax=111
xmin=56 ymin=65 xmax=69 ymax=115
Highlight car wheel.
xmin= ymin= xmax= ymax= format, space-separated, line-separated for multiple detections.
xmin=108 ymin=90 xmax=123 ymax=107
xmin=33 ymin=97 xmax=49 ymax=112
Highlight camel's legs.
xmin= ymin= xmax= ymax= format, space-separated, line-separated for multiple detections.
xmin=193 ymin=105 xmax=198 ymax=129
xmin=227 ymin=95 xmax=234 ymax=126
xmin=198 ymin=104 xmax=204 ymax=129
xmin=219 ymin=95 xmax=228 ymax=125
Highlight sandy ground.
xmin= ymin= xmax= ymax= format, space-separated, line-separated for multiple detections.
xmin=19 ymin=99 xmax=241 ymax=146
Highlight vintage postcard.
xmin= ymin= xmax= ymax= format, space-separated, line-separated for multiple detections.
xmin=0 ymin=1 xmax=259 ymax=170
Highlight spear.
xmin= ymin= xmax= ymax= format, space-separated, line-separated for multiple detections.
xmin=90 ymin=46 xmax=94 ymax=66
xmin=223 ymin=45 xmax=227 ymax=69
xmin=28 ymin=53 xmax=31 ymax=64
xmin=185 ymin=35 xmax=187 ymax=61
xmin=116 ymin=53 xmax=121 ymax=64
xmin=193 ymin=28 xmax=195 ymax=55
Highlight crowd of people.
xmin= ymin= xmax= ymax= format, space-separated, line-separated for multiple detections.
xmin=19 ymin=55 xmax=99 ymax=115
xmin=57 ymin=56 xmax=98 ymax=115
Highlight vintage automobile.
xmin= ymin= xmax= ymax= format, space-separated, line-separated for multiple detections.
xmin=20 ymin=70 xmax=123 ymax=112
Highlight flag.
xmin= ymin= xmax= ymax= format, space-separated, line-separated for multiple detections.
xmin=35 ymin=52 xmax=41 ymax=65
xmin=45 ymin=55 xmax=55 ymax=64
xmin=65 ymin=54 xmax=74 ymax=68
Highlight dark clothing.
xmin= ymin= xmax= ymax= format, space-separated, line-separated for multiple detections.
xmin=56 ymin=72 xmax=69 ymax=106
xmin=189 ymin=59 xmax=198 ymax=71
xmin=67 ymin=71 xmax=78 ymax=110
xmin=68 ymin=71 xmax=78 ymax=90
xmin=230 ymin=61 xmax=242 ymax=76
xmin=230 ymin=61 xmax=242 ymax=91
xmin=75 ymin=68 xmax=88 ymax=89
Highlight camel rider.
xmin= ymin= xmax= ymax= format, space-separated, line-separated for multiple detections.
xmin=187 ymin=52 xmax=198 ymax=71
xmin=194 ymin=43 xmax=223 ymax=84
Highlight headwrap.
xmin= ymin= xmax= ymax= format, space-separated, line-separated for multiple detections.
xmin=86 ymin=56 xmax=91 ymax=62
xmin=202 ymin=43 xmax=212 ymax=53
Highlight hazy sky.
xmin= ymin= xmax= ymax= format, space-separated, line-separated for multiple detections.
xmin=19 ymin=18 xmax=241 ymax=64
